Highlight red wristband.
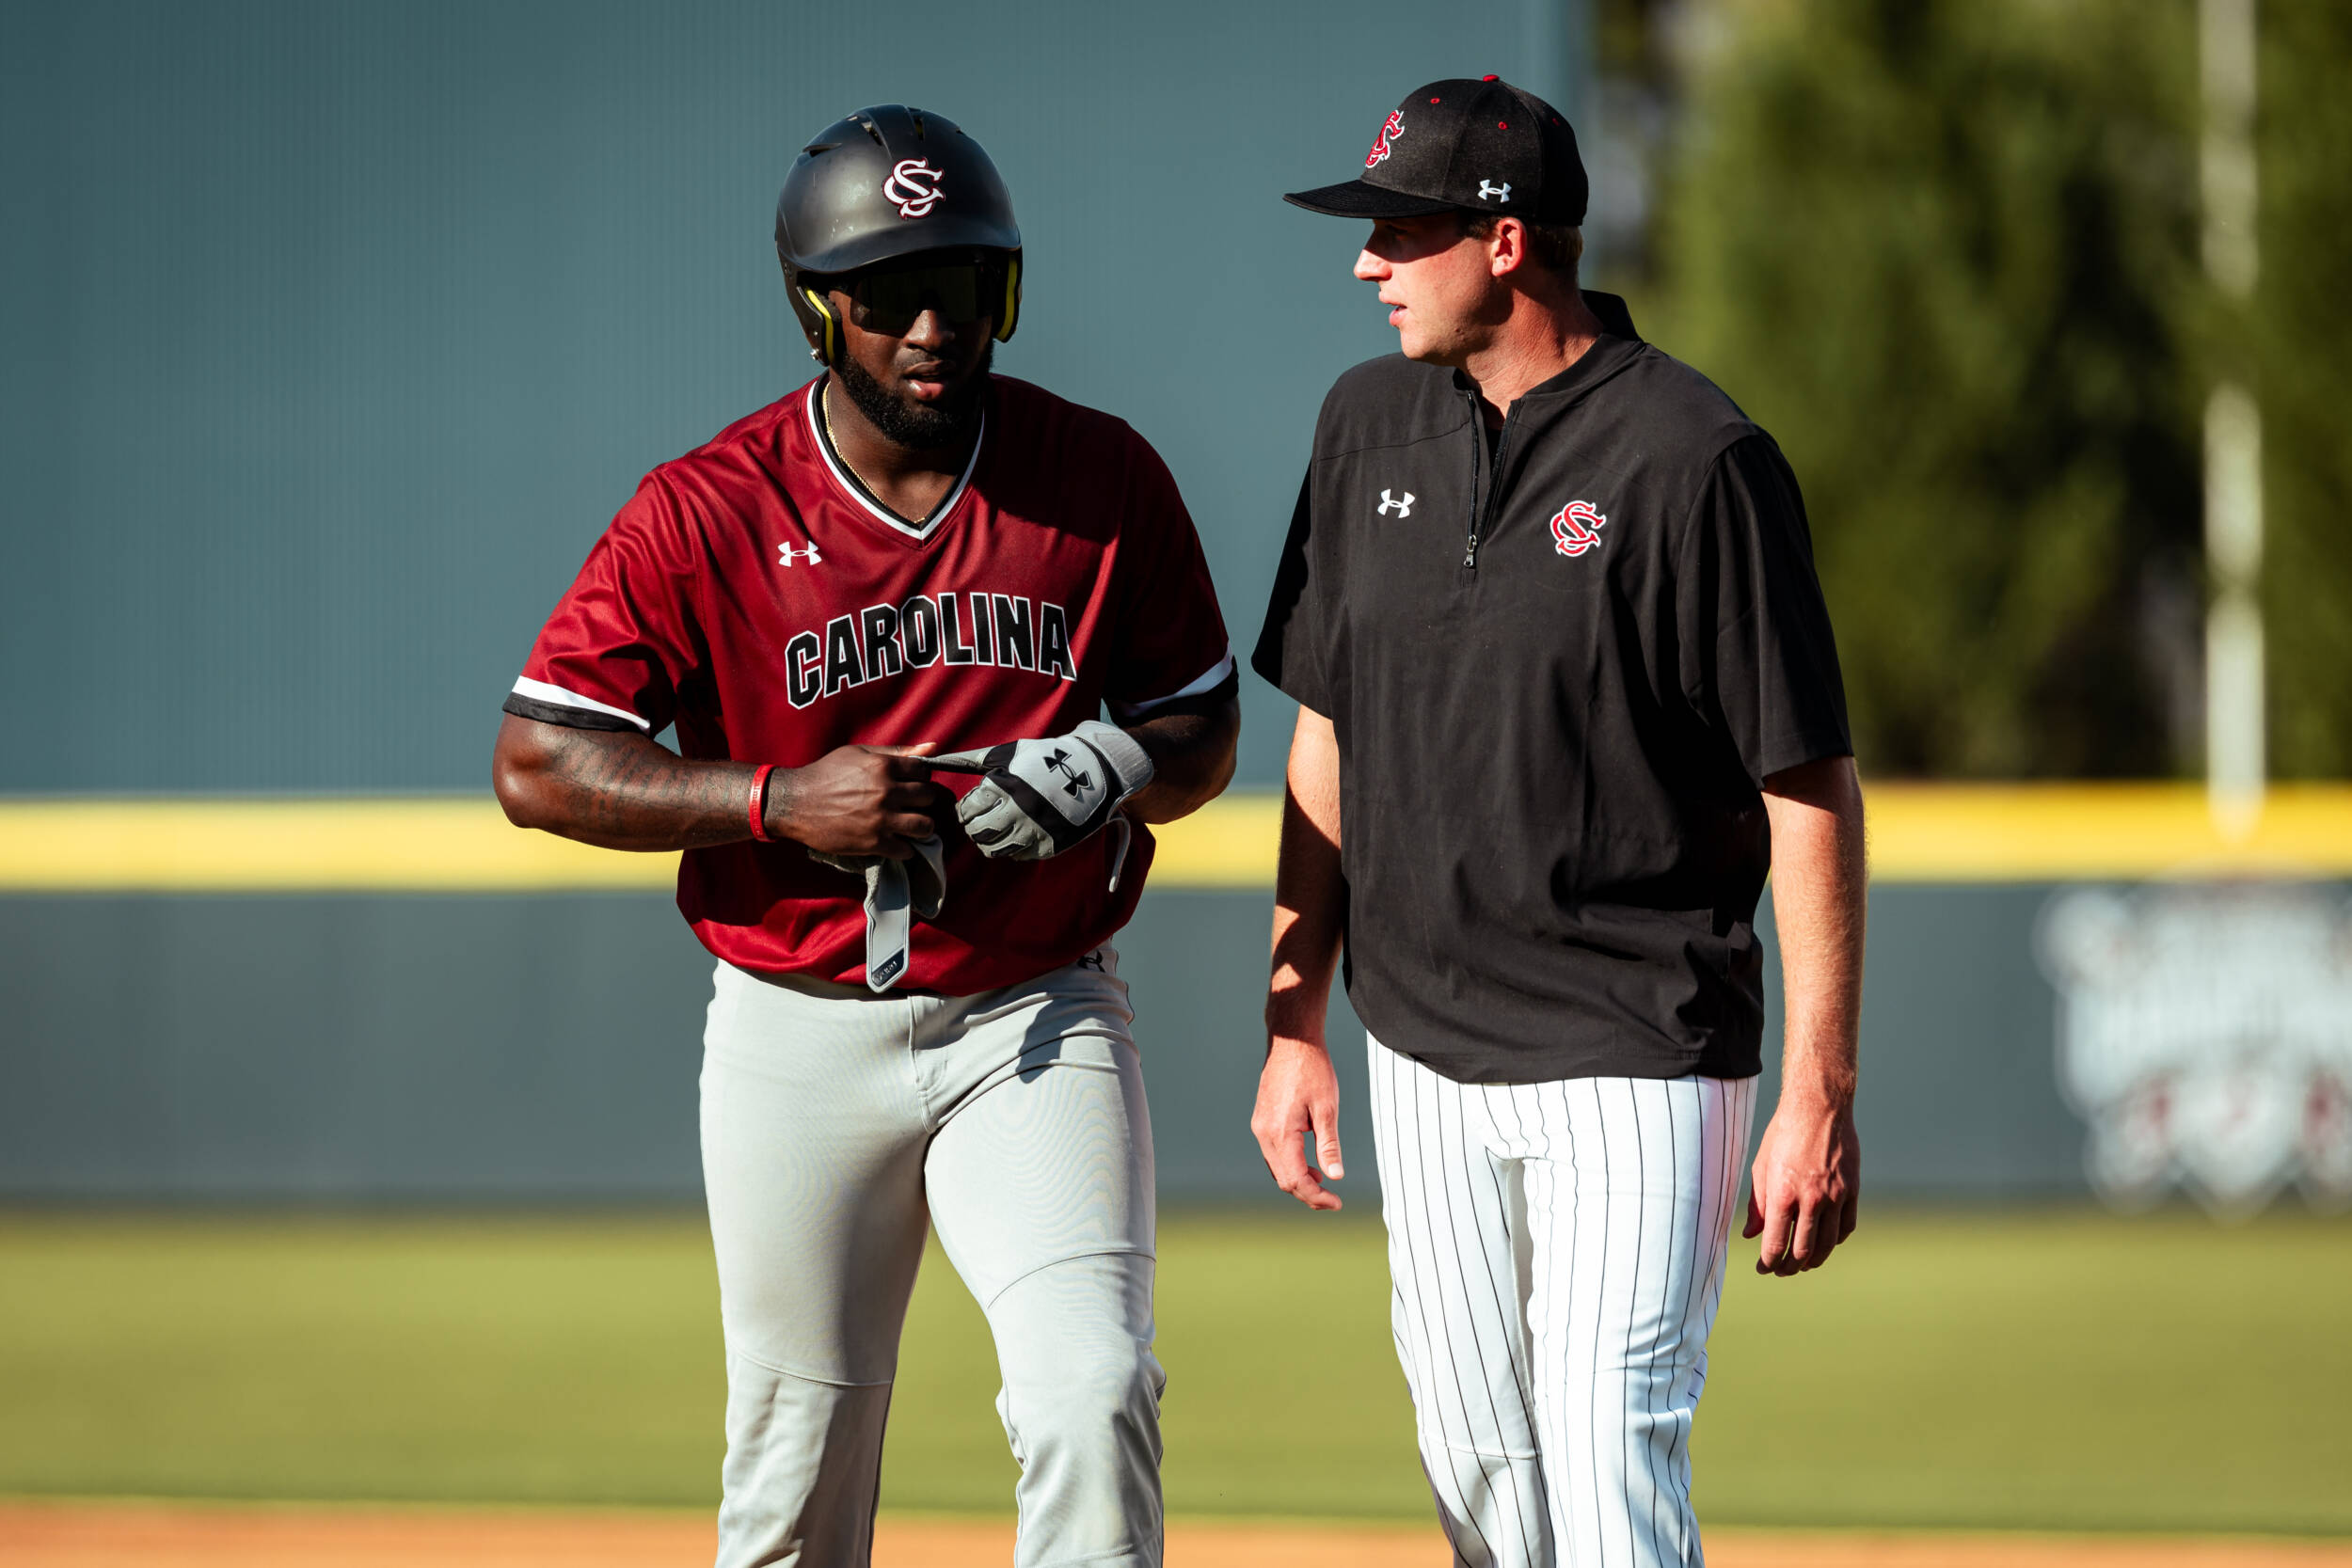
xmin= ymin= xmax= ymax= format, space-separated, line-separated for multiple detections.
xmin=747 ymin=764 xmax=776 ymax=843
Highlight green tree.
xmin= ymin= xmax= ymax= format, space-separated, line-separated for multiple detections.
xmin=1654 ymin=0 xmax=2209 ymax=777
xmin=2258 ymin=3 xmax=2352 ymax=777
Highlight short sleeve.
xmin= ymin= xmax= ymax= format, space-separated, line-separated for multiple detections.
xmin=1103 ymin=434 xmax=1235 ymax=722
xmin=1676 ymin=434 xmax=1851 ymax=782
xmin=503 ymin=475 xmax=705 ymax=735
xmin=1248 ymin=467 xmax=1333 ymax=717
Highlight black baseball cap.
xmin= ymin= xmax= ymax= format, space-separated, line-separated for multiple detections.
xmin=1285 ymin=76 xmax=1587 ymax=226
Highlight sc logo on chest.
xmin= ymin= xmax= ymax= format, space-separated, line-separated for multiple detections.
xmin=1549 ymin=499 xmax=1608 ymax=558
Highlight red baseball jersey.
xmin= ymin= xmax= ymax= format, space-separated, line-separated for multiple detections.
xmin=504 ymin=374 xmax=1233 ymax=994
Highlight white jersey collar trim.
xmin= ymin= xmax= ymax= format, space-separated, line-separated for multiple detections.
xmin=804 ymin=377 xmax=985 ymax=543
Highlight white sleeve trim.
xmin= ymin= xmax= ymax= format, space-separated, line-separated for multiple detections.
xmin=1108 ymin=648 xmax=1236 ymax=721
xmin=510 ymin=676 xmax=651 ymax=731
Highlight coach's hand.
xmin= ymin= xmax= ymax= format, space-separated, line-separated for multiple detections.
xmin=1744 ymin=1089 xmax=1860 ymax=1276
xmin=769 ymin=744 xmax=951 ymax=860
xmin=1253 ymin=1037 xmax=1345 ymax=1211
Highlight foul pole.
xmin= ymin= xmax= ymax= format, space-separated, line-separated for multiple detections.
xmin=2201 ymin=0 xmax=2263 ymax=839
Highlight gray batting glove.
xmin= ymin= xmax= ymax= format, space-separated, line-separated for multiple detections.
xmin=935 ymin=720 xmax=1154 ymax=862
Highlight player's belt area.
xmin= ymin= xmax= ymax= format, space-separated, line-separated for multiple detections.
xmin=809 ymin=836 xmax=946 ymax=994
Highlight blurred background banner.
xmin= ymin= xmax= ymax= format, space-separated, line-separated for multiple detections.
xmin=2040 ymin=880 xmax=2352 ymax=1214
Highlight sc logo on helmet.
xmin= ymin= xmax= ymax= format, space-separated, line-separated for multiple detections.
xmin=883 ymin=159 xmax=946 ymax=219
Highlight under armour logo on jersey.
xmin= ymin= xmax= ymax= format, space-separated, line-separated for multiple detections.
xmin=777 ymin=542 xmax=822 ymax=567
xmin=1478 ymin=180 xmax=1512 ymax=203
xmin=1043 ymin=746 xmax=1093 ymax=799
xmin=1074 ymin=949 xmax=1107 ymax=972
xmin=1549 ymin=499 xmax=1609 ymax=558
xmin=882 ymin=158 xmax=946 ymax=219
xmin=1377 ymin=488 xmax=1416 ymax=518
xmin=1365 ymin=110 xmax=1404 ymax=168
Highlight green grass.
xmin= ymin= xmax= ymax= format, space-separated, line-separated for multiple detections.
xmin=0 ymin=1208 xmax=2346 ymax=1533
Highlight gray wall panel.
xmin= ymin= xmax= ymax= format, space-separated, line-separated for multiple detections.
xmin=0 ymin=883 xmax=2106 ymax=1203
xmin=1116 ymin=890 xmax=1375 ymax=1200
xmin=0 ymin=894 xmax=709 ymax=1197
xmin=1754 ymin=884 xmax=2088 ymax=1197
xmin=0 ymin=0 xmax=1576 ymax=796
xmin=0 ymin=888 xmax=1374 ymax=1202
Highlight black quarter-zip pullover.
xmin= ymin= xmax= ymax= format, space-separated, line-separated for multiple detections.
xmin=1253 ymin=293 xmax=1851 ymax=1085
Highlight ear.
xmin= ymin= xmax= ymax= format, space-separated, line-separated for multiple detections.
xmin=1486 ymin=216 xmax=1532 ymax=279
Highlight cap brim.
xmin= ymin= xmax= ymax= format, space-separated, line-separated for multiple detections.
xmin=1282 ymin=180 xmax=1461 ymax=219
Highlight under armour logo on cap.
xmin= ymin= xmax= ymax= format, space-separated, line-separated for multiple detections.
xmin=1285 ymin=77 xmax=1586 ymax=226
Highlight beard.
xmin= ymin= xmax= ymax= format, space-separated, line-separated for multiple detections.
xmin=832 ymin=342 xmax=993 ymax=451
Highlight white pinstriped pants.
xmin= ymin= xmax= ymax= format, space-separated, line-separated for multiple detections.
xmin=1367 ymin=1038 xmax=1756 ymax=1568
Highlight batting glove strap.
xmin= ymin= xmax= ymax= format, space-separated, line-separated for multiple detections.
xmin=949 ymin=720 xmax=1154 ymax=863
xmin=809 ymin=836 xmax=947 ymax=993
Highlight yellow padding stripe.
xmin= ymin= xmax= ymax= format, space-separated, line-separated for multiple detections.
xmin=0 ymin=799 xmax=673 ymax=893
xmin=1859 ymin=783 xmax=2352 ymax=881
xmin=0 ymin=785 xmax=2344 ymax=893
xmin=0 ymin=794 xmax=1283 ymax=893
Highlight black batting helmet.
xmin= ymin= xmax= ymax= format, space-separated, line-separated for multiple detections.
xmin=776 ymin=105 xmax=1023 ymax=365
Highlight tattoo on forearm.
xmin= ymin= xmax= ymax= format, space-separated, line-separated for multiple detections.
xmin=541 ymin=727 xmax=755 ymax=851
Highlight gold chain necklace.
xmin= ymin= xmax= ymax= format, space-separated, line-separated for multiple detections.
xmin=818 ymin=378 xmax=882 ymax=495
xmin=821 ymin=377 xmax=975 ymax=526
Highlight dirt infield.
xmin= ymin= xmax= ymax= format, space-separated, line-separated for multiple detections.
xmin=5 ymin=1499 xmax=2350 ymax=1567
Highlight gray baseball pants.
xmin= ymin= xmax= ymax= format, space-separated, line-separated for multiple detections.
xmin=699 ymin=950 xmax=1162 ymax=1568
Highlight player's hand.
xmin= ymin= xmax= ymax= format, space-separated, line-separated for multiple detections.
xmin=768 ymin=744 xmax=951 ymax=859
xmin=936 ymin=721 xmax=1154 ymax=861
xmin=1743 ymin=1088 xmax=1860 ymax=1275
xmin=1252 ymin=1037 xmax=1345 ymax=1211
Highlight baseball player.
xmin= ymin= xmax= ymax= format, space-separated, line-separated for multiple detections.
xmin=491 ymin=105 xmax=1237 ymax=1568
xmin=1249 ymin=80 xmax=1865 ymax=1567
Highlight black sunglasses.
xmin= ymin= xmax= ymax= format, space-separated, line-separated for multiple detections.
xmin=834 ymin=258 xmax=1005 ymax=337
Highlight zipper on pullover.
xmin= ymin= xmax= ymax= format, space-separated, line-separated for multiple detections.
xmin=1463 ymin=389 xmax=1518 ymax=571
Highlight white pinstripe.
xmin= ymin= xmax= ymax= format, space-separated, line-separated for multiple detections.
xmin=1369 ymin=1037 xmax=1756 ymax=1568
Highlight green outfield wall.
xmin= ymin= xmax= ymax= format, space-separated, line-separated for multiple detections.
xmin=0 ymin=882 xmax=2057 ymax=1202
xmin=8 ymin=785 xmax=2346 ymax=1206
